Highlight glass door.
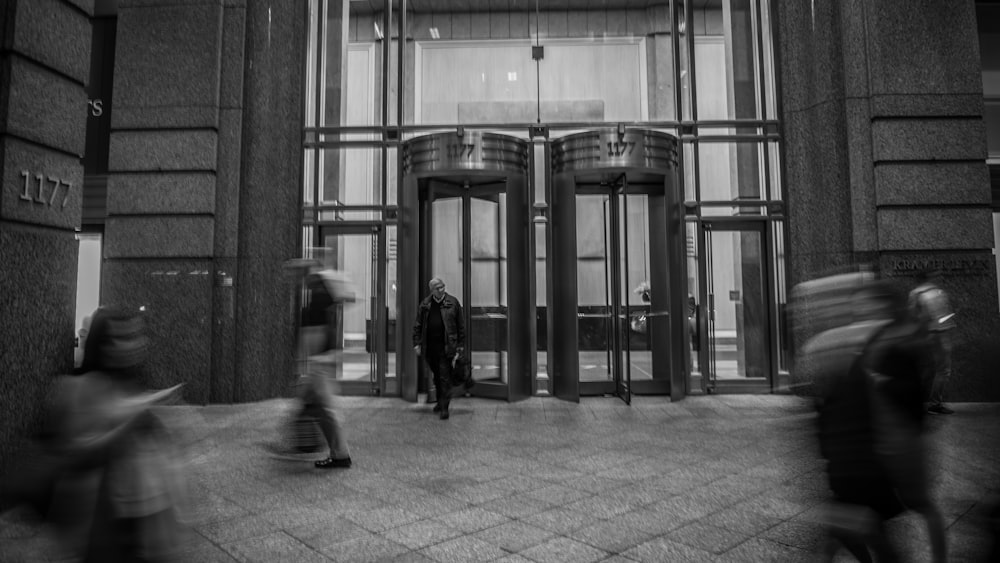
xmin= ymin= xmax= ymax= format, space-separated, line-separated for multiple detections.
xmin=703 ymin=221 xmax=771 ymax=392
xmin=315 ymin=226 xmax=386 ymax=396
xmin=576 ymin=181 xmax=641 ymax=404
xmin=421 ymin=180 xmax=510 ymax=400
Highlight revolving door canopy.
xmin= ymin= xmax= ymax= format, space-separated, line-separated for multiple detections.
xmin=399 ymin=131 xmax=533 ymax=403
xmin=549 ymin=128 xmax=685 ymax=402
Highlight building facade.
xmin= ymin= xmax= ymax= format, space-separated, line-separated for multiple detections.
xmin=2 ymin=0 xmax=998 ymax=475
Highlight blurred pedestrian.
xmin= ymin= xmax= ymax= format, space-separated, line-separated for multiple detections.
xmin=22 ymin=306 xmax=187 ymax=561
xmin=295 ymin=261 xmax=353 ymax=469
xmin=809 ymin=281 xmax=947 ymax=562
xmin=908 ymin=270 xmax=956 ymax=415
xmin=412 ymin=277 xmax=465 ymax=420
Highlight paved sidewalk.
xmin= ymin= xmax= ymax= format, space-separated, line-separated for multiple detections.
xmin=2 ymin=395 xmax=998 ymax=562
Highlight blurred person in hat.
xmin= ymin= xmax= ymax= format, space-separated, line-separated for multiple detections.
xmin=11 ymin=306 xmax=188 ymax=562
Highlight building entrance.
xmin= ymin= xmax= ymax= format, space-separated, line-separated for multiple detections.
xmin=399 ymin=132 xmax=533 ymax=402
xmin=700 ymin=220 xmax=772 ymax=393
xmin=549 ymin=129 xmax=686 ymax=402
xmin=312 ymin=225 xmax=391 ymax=397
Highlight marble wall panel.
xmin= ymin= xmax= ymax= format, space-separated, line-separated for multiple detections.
xmin=109 ymin=130 xmax=219 ymax=172
xmin=1 ymin=138 xmax=83 ymax=229
xmin=846 ymin=98 xmax=876 ymax=251
xmin=13 ymin=0 xmax=92 ymax=84
xmin=0 ymin=226 xmax=77 ymax=477
xmin=214 ymin=108 xmax=243 ymax=259
xmin=872 ymin=118 xmax=988 ymax=162
xmin=220 ymin=5 xmax=247 ymax=110
xmin=112 ymin=1 xmax=223 ymax=129
xmin=775 ymin=0 xmax=842 ymax=114
xmin=875 ymin=162 xmax=991 ymax=206
xmin=6 ymin=57 xmax=88 ymax=156
xmin=106 ymin=173 xmax=216 ymax=214
xmin=101 ymin=259 xmax=213 ymax=404
xmin=871 ymin=94 xmax=984 ymax=118
xmin=866 ymin=0 xmax=983 ymax=98
xmin=104 ymin=216 xmax=215 ymax=258
xmin=782 ymin=103 xmax=855 ymax=280
xmin=877 ymin=208 xmax=994 ymax=251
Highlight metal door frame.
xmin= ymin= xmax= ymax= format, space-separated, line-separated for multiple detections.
xmin=699 ymin=218 xmax=773 ymax=394
xmin=315 ymin=223 xmax=388 ymax=396
xmin=419 ymin=178 xmax=516 ymax=401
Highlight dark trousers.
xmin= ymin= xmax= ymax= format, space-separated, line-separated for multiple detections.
xmin=426 ymin=350 xmax=452 ymax=411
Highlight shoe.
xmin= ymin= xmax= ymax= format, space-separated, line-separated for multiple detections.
xmin=927 ymin=404 xmax=954 ymax=415
xmin=439 ymin=410 xmax=449 ymax=420
xmin=315 ymin=457 xmax=352 ymax=469
xmin=433 ymin=403 xmax=442 ymax=413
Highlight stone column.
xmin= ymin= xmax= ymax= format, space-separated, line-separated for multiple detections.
xmin=232 ymin=0 xmax=306 ymax=401
xmin=0 ymin=0 xmax=91 ymax=477
xmin=105 ymin=0 xmax=226 ymax=403
xmin=778 ymin=0 xmax=998 ymax=400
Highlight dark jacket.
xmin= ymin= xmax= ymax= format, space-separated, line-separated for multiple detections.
xmin=413 ymin=293 xmax=465 ymax=357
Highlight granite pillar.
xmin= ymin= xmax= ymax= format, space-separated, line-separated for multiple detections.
xmin=777 ymin=0 xmax=998 ymax=400
xmin=232 ymin=0 xmax=306 ymax=401
xmin=0 ymin=0 xmax=91 ymax=480
xmin=106 ymin=0 xmax=225 ymax=403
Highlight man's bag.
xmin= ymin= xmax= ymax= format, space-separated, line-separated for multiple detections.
xmin=450 ymin=354 xmax=474 ymax=389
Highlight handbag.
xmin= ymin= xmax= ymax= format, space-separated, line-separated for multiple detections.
xmin=450 ymin=354 xmax=473 ymax=389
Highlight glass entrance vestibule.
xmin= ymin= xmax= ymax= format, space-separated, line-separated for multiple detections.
xmin=398 ymin=131 xmax=534 ymax=403
xmin=386 ymin=127 xmax=788 ymax=402
xmin=548 ymin=129 xmax=687 ymax=403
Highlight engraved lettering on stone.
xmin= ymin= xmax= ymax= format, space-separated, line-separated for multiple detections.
xmin=20 ymin=170 xmax=31 ymax=201
xmin=17 ymin=169 xmax=71 ymax=209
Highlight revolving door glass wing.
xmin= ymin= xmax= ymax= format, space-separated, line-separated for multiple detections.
xmin=424 ymin=183 xmax=509 ymax=391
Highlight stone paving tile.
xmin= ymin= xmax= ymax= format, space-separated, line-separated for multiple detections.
xmin=474 ymin=492 xmax=554 ymax=519
xmin=345 ymin=506 xmax=424 ymax=533
xmin=432 ymin=506 xmax=512 ymax=533
xmin=470 ymin=519 xmax=555 ymax=553
xmin=193 ymin=513 xmax=281 ymax=544
xmin=285 ymin=515 xmax=372 ymax=550
xmin=381 ymin=518 xmax=465 ymax=550
xmin=715 ymin=537 xmax=815 ymax=563
xmin=221 ymin=531 xmax=331 ymax=563
xmin=6 ymin=396 xmax=999 ymax=562
xmin=417 ymin=535 xmax=509 ymax=562
xmin=664 ymin=521 xmax=752 ymax=554
xmin=519 ymin=505 xmax=602 ymax=535
xmin=518 ymin=535 xmax=610 ymax=563
xmin=319 ymin=532 xmax=411 ymax=563
xmin=620 ymin=536 xmax=717 ymax=563
xmin=567 ymin=517 xmax=659 ymax=554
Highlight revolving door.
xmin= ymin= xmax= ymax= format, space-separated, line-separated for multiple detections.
xmin=549 ymin=129 xmax=685 ymax=402
xmin=399 ymin=132 xmax=533 ymax=403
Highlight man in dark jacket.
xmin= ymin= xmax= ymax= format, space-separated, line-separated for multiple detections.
xmin=412 ymin=277 xmax=465 ymax=420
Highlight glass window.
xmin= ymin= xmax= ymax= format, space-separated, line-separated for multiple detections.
xmin=697 ymin=140 xmax=769 ymax=202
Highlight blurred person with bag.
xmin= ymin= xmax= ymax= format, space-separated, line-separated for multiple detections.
xmin=412 ymin=277 xmax=465 ymax=420
xmin=809 ymin=282 xmax=946 ymax=562
xmin=3 ymin=306 xmax=188 ymax=562
xmin=287 ymin=260 xmax=354 ymax=469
